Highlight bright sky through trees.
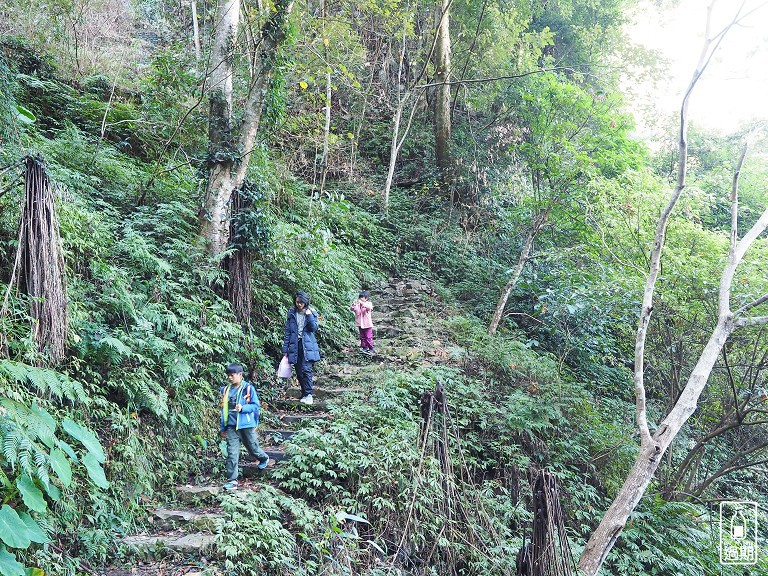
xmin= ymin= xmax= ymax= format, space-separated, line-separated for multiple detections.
xmin=627 ymin=0 xmax=768 ymax=134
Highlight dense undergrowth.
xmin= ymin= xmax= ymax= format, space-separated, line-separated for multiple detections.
xmin=1 ymin=28 xmax=767 ymax=576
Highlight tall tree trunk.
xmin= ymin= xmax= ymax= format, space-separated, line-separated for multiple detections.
xmin=488 ymin=211 xmax=546 ymax=335
xmin=432 ymin=0 xmax=452 ymax=188
xmin=200 ymin=0 xmax=240 ymax=257
xmin=191 ymin=0 xmax=201 ymax=62
xmin=225 ymin=186 xmax=253 ymax=326
xmin=200 ymin=0 xmax=293 ymax=258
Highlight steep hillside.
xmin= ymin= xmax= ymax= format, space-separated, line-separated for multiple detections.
xmin=1 ymin=4 xmax=767 ymax=574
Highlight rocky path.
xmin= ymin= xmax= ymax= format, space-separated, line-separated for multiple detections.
xmin=103 ymin=279 xmax=445 ymax=575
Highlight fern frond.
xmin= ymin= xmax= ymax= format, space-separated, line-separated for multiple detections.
xmin=3 ymin=429 xmax=22 ymax=468
xmin=0 ymin=361 xmax=87 ymax=404
xmin=0 ymin=361 xmax=29 ymax=386
xmin=26 ymin=368 xmax=50 ymax=396
xmin=42 ymin=370 xmax=63 ymax=398
xmin=33 ymin=448 xmax=50 ymax=486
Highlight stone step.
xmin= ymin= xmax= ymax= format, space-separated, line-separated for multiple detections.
xmin=121 ymin=533 xmax=216 ymax=553
xmin=266 ymin=448 xmax=287 ymax=463
xmin=377 ymin=326 xmax=405 ymax=338
xmin=260 ymin=429 xmax=297 ymax=442
xmin=176 ymin=485 xmax=222 ymax=504
xmin=285 ymin=386 xmax=353 ymax=400
xmin=275 ymin=398 xmax=329 ymax=411
xmin=152 ymin=508 xmax=222 ymax=531
xmin=241 ymin=450 xmax=286 ymax=478
xmin=280 ymin=413 xmax=330 ymax=426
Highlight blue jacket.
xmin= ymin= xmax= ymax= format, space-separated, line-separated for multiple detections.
xmin=219 ymin=381 xmax=260 ymax=431
xmin=282 ymin=307 xmax=321 ymax=363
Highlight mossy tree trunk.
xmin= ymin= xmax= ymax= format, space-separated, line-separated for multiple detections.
xmin=200 ymin=0 xmax=294 ymax=259
xmin=200 ymin=0 xmax=240 ymax=257
xmin=432 ymin=0 xmax=453 ymax=194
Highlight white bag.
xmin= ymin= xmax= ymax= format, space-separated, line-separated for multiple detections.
xmin=277 ymin=356 xmax=292 ymax=378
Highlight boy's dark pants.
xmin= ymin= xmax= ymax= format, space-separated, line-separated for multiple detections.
xmin=296 ymin=345 xmax=314 ymax=396
xmin=225 ymin=427 xmax=268 ymax=481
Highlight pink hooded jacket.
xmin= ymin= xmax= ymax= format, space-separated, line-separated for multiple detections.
xmin=350 ymin=300 xmax=373 ymax=329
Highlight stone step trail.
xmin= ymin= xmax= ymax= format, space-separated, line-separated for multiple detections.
xmin=112 ymin=278 xmax=442 ymax=568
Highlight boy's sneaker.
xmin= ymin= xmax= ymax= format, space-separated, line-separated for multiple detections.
xmin=257 ymin=457 xmax=270 ymax=470
xmin=222 ymin=481 xmax=238 ymax=491
xmin=299 ymin=394 xmax=314 ymax=405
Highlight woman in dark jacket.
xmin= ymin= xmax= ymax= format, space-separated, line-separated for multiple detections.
xmin=282 ymin=291 xmax=321 ymax=404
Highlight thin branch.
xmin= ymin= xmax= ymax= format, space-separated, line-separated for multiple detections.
xmin=450 ymin=0 xmax=488 ymax=112
xmin=417 ymin=67 xmax=593 ymax=89
xmin=0 ymin=159 xmax=24 ymax=177
xmin=0 ymin=177 xmax=23 ymax=200
xmin=722 ymin=347 xmax=742 ymax=420
xmin=736 ymin=315 xmax=768 ymax=328
xmin=735 ymin=293 xmax=768 ymax=316
xmin=728 ymin=138 xmax=749 ymax=251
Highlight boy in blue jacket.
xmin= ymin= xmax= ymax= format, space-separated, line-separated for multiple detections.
xmin=220 ymin=363 xmax=269 ymax=490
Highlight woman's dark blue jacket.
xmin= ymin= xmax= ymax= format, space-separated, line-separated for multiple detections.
xmin=282 ymin=308 xmax=321 ymax=363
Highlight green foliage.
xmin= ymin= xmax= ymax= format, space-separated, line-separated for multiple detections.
xmin=601 ymin=497 xmax=740 ymax=576
xmin=444 ymin=314 xmax=559 ymax=383
xmin=1 ymin=6 xmax=766 ymax=575
xmin=216 ymin=486 xmax=321 ymax=575
xmin=0 ymin=53 xmax=20 ymax=146
xmin=231 ymin=180 xmax=273 ymax=253
xmin=0 ymin=361 xmax=106 ymax=574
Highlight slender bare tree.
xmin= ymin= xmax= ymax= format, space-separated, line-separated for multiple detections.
xmin=432 ymin=0 xmax=453 ymax=187
xmin=487 ymin=211 xmax=547 ymax=335
xmin=578 ymin=4 xmax=768 ymax=573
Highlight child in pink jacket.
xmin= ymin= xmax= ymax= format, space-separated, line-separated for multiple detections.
xmin=350 ymin=290 xmax=375 ymax=354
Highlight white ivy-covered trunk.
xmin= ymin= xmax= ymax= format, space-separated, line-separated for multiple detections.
xmin=200 ymin=0 xmax=240 ymax=257
xmin=200 ymin=0 xmax=294 ymax=257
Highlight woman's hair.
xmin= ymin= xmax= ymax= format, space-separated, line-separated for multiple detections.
xmin=359 ymin=290 xmax=369 ymax=299
xmin=226 ymin=363 xmax=245 ymax=375
xmin=294 ymin=291 xmax=310 ymax=308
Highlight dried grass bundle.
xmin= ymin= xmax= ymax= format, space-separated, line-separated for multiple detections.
xmin=225 ymin=185 xmax=253 ymax=327
xmin=1 ymin=155 xmax=68 ymax=362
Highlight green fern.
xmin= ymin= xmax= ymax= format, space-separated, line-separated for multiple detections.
xmin=0 ymin=361 xmax=90 ymax=404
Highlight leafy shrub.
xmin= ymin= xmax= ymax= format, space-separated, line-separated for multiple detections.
xmin=216 ymin=485 xmax=321 ymax=575
xmin=0 ymin=361 xmax=109 ymax=575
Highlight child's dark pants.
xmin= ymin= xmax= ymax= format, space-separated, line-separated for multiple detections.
xmin=359 ymin=327 xmax=374 ymax=350
xmin=225 ymin=427 xmax=268 ymax=482
xmin=296 ymin=345 xmax=314 ymax=396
